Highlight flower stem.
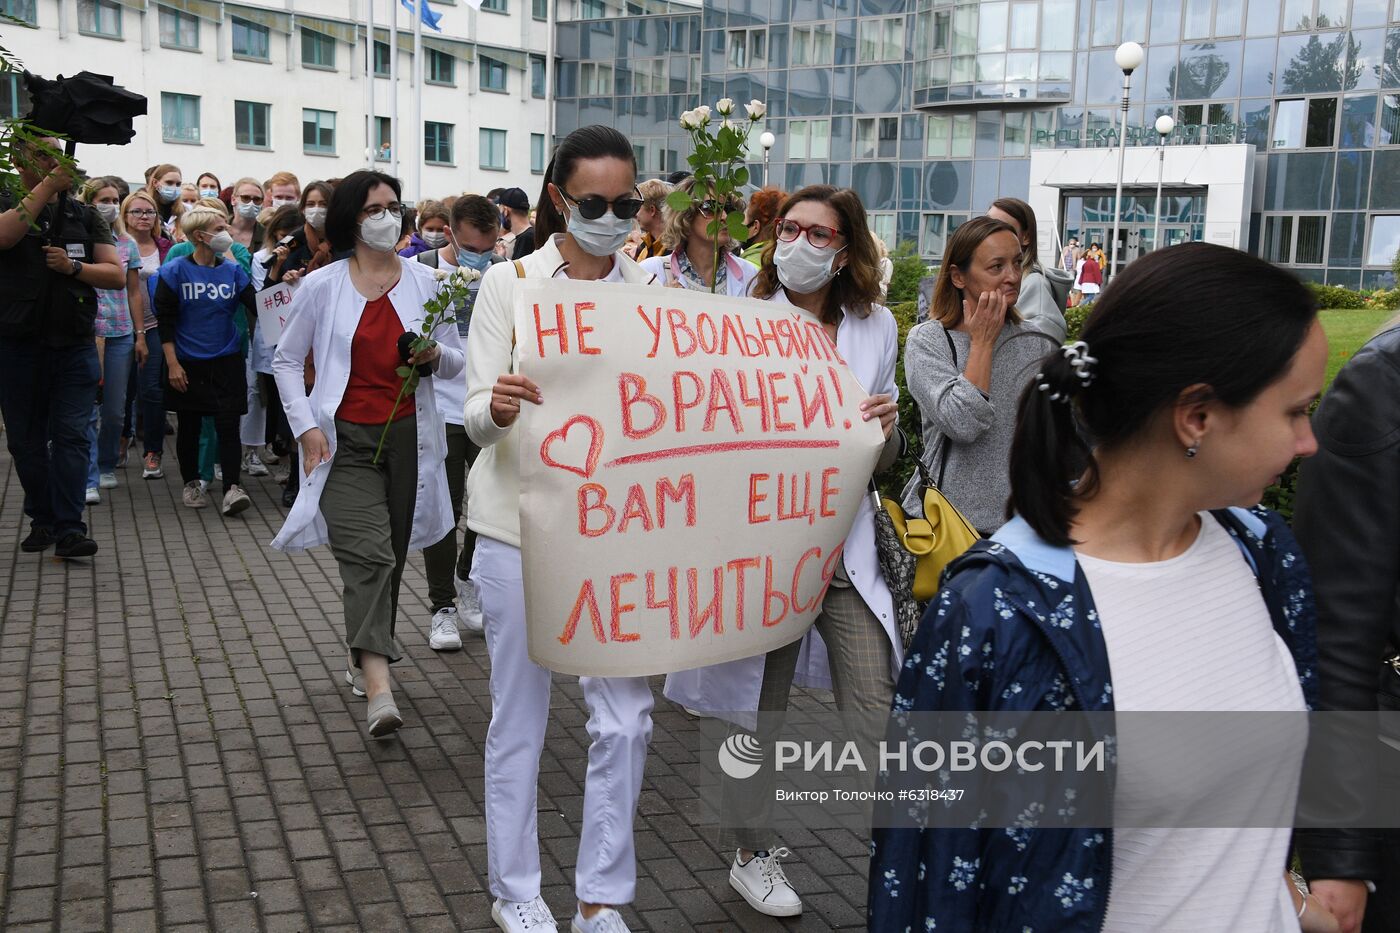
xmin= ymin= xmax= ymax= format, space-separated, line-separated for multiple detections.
xmin=372 ymin=376 xmax=414 ymax=464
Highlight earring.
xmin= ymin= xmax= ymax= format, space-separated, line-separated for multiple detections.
xmin=1185 ymin=444 xmax=1199 ymax=459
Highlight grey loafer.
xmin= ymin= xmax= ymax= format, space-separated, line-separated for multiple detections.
xmin=366 ymin=693 xmax=402 ymax=738
xmin=345 ymin=648 xmax=366 ymax=697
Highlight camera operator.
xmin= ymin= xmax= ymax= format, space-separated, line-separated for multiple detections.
xmin=0 ymin=138 xmax=124 ymax=558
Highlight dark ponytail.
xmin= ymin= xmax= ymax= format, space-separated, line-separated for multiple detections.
xmin=534 ymin=124 xmax=637 ymax=243
xmin=1008 ymin=242 xmax=1318 ymax=546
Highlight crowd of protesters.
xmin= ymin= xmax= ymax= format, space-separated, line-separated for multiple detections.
xmin=2 ymin=122 xmax=1396 ymax=933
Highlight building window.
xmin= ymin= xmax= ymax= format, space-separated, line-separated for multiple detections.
xmin=1 ymin=73 xmax=27 ymax=118
xmin=425 ymin=121 xmax=454 ymax=164
xmin=858 ymin=15 xmax=904 ymax=63
xmin=533 ymin=0 xmax=548 ymax=19
xmin=1008 ymin=1 xmax=1038 ymax=48
xmin=926 ymin=113 xmax=974 ymax=158
xmin=580 ymin=0 xmax=605 ymax=18
xmin=789 ymin=118 xmax=830 ymax=160
xmin=159 ymin=6 xmax=199 ymax=49
xmin=856 ymin=117 xmax=899 ymax=160
xmin=375 ymin=116 xmax=391 ymax=159
xmin=1262 ymin=214 xmax=1327 ymax=264
xmin=77 ymin=0 xmax=122 ymax=37
xmin=790 ymin=23 xmax=834 ymax=66
xmin=373 ymin=40 xmax=391 ymax=76
xmin=481 ymin=0 xmax=506 ymax=10
xmin=427 ymin=48 xmax=455 ymax=85
xmin=921 ymin=213 xmax=968 ymax=259
xmin=580 ymin=61 xmax=612 ymax=96
xmin=1272 ymin=97 xmax=1338 ymax=148
xmin=2 ymin=0 xmax=36 ymax=25
xmin=1282 ymin=0 xmax=1349 ymax=30
xmin=303 ymin=108 xmax=336 ymax=154
xmin=630 ymin=58 xmax=666 ymax=94
xmin=232 ymin=17 xmax=270 ymax=60
xmin=869 ymin=213 xmax=896 ymax=251
xmin=234 ymin=100 xmax=270 ymax=148
xmin=480 ymin=128 xmax=507 ymax=170
xmin=302 ymin=29 xmax=336 ymax=69
xmin=1182 ymin=0 xmax=1244 ymax=38
xmin=1366 ymin=215 xmax=1400 ymax=266
xmin=531 ymin=133 xmax=546 ymax=174
xmin=531 ymin=55 xmax=547 ymax=98
xmin=727 ymin=28 xmax=766 ymax=69
xmin=1380 ymin=94 xmax=1399 ymax=144
xmin=688 ymin=57 xmax=701 ymax=93
xmin=481 ymin=56 xmax=508 ymax=93
xmin=161 ymin=92 xmax=201 ymax=144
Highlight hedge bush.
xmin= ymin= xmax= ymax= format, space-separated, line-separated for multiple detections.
xmin=1308 ymin=282 xmax=1369 ymax=309
xmin=887 ymin=242 xmax=930 ymax=305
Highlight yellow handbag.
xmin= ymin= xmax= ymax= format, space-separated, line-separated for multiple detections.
xmin=879 ymin=456 xmax=980 ymax=601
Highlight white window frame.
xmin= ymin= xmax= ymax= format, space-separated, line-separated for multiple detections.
xmin=925 ymin=113 xmax=974 ymax=158
xmin=920 ymin=212 xmax=969 ymax=259
xmin=858 ymin=15 xmax=904 ymax=63
xmin=727 ymin=27 xmax=767 ymax=69
xmin=1363 ymin=214 xmax=1400 ymax=267
xmin=630 ymin=57 xmax=666 ymax=95
xmin=869 ymin=212 xmax=897 ymax=251
xmin=1271 ymin=96 xmax=1340 ymax=150
xmin=580 ymin=61 xmax=612 ymax=96
xmin=1261 ymin=212 xmax=1329 ymax=265
xmin=790 ymin=22 xmax=835 ymax=67
xmin=855 ymin=115 xmax=900 ymax=160
xmin=788 ymin=118 xmax=831 ymax=160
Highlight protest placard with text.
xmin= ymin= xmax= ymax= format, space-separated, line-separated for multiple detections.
xmin=515 ymin=279 xmax=884 ymax=677
xmin=255 ymin=283 xmax=294 ymax=354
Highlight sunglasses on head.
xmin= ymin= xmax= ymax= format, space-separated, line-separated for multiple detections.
xmin=698 ymin=199 xmax=742 ymax=217
xmin=559 ymin=187 xmax=644 ymax=221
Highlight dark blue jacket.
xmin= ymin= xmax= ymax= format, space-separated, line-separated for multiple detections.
xmin=868 ymin=506 xmax=1318 ymax=933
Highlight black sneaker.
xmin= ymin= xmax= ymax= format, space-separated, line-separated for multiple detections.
xmin=20 ymin=526 xmax=55 ymax=552
xmin=54 ymin=533 xmax=98 ymax=559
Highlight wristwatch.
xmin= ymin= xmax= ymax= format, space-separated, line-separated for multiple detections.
xmin=68 ymin=259 xmax=83 ymax=277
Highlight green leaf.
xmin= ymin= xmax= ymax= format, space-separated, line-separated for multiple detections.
xmin=726 ymin=211 xmax=750 ymax=241
xmin=706 ymin=218 xmax=721 ymax=239
xmin=733 ymin=166 xmax=750 ymax=187
xmin=666 ymin=189 xmax=694 ymax=212
xmin=395 ymin=366 xmax=414 ymax=378
xmin=687 ymin=151 xmax=705 ymax=168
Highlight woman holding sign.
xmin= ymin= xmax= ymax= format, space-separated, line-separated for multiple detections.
xmin=662 ymin=184 xmax=903 ymax=919
xmin=464 ymin=125 xmax=659 ymax=933
xmin=636 ymin=176 xmax=759 ymax=295
xmin=270 ymin=170 xmax=465 ymax=739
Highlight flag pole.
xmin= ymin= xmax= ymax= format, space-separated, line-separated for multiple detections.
xmin=412 ymin=0 xmax=423 ymax=204
xmin=389 ymin=0 xmax=399 ymax=179
xmin=366 ymin=0 xmax=375 ymax=170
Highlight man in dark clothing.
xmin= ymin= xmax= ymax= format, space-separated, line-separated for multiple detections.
xmin=497 ymin=187 xmax=535 ymax=259
xmin=0 ymin=139 xmax=125 ymax=558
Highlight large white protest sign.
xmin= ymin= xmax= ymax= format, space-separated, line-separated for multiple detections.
xmin=515 ymin=279 xmax=884 ymax=678
xmin=255 ymin=282 xmax=294 ymax=354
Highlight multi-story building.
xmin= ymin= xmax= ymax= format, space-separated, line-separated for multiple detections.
xmin=555 ymin=0 xmax=1400 ymax=287
xmin=3 ymin=0 xmax=556 ymax=197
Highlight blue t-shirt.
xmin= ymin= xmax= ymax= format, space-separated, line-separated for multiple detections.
xmin=155 ymin=256 xmax=252 ymax=360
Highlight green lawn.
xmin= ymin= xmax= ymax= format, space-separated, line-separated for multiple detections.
xmin=1319 ymin=308 xmax=1394 ymax=387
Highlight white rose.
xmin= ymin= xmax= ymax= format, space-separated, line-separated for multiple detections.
xmin=679 ymin=109 xmax=700 ymax=130
xmin=745 ymin=99 xmax=767 ymax=120
xmin=433 ymin=268 xmax=451 ymax=281
xmin=715 ymin=97 xmax=735 ymax=116
xmin=694 ymin=104 xmax=712 ymax=124
xmin=721 ymin=119 xmax=738 ymax=132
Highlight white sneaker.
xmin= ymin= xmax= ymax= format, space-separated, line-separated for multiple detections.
xmin=85 ymin=486 xmax=100 ymax=504
xmin=457 ymin=576 xmax=485 ymax=634
xmin=245 ymin=447 xmax=269 ymax=476
xmin=345 ymin=648 xmax=365 ymax=697
xmin=570 ymin=907 xmax=630 ymax=933
xmin=182 ymin=481 xmax=208 ymax=509
xmin=214 ymin=464 xmax=223 ymax=481
xmin=98 ymin=472 xmax=118 ymax=489
xmin=260 ymin=445 xmax=280 ymax=465
xmin=492 ymin=896 xmax=558 ymax=932
xmin=729 ymin=847 xmax=802 ymax=917
xmin=221 ymin=484 xmax=251 ymax=517
xmin=429 ymin=607 xmax=462 ymax=651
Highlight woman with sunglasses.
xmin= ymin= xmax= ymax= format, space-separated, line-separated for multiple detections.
xmin=227 ymin=177 xmax=266 ymax=251
xmin=663 ymin=185 xmax=903 ymax=920
xmin=270 ymin=170 xmax=464 ymax=739
xmin=123 ymin=190 xmax=174 ymax=480
xmin=464 ymin=125 xmax=658 ymax=933
xmin=637 ymin=176 xmax=759 ymax=296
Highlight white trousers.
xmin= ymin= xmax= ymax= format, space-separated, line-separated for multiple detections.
xmin=240 ymin=355 xmax=266 ymax=447
xmin=473 ymin=536 xmax=655 ymax=905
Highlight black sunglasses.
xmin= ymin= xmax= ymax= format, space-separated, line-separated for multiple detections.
xmin=559 ymin=187 xmax=644 ymax=221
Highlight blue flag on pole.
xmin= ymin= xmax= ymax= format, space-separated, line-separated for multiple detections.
xmin=399 ymin=0 xmax=443 ymax=31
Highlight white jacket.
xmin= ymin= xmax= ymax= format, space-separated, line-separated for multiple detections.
xmin=269 ymin=257 xmax=465 ymax=552
xmin=464 ymin=233 xmax=657 ymax=547
xmin=638 ymin=249 xmax=760 ymax=297
xmin=663 ymin=288 xmax=903 ymax=723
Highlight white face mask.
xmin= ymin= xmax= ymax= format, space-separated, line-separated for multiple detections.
xmin=304 ymin=207 xmax=328 ymax=231
xmin=775 ymin=237 xmax=845 ymax=295
xmin=205 ymin=230 xmax=234 ymax=254
xmin=422 ymin=230 xmax=448 ymax=248
xmin=199 ymin=187 xmax=219 ymax=199
xmin=358 ymin=211 xmax=401 ymax=252
xmin=564 ymin=203 xmax=634 ymax=258
xmin=235 ymin=201 xmax=261 ymax=221
xmin=95 ymin=203 xmax=119 ymax=224
xmin=271 ymin=198 xmax=296 ymax=210
xmin=157 ymin=185 xmax=179 ymax=203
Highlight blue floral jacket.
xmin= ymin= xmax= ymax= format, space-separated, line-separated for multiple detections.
xmin=868 ymin=506 xmax=1318 ymax=933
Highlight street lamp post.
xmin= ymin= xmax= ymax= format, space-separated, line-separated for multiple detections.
xmin=1109 ymin=41 xmax=1144 ymax=282
xmin=760 ymin=131 xmax=775 ymax=188
xmin=1152 ymin=114 xmax=1175 ymax=256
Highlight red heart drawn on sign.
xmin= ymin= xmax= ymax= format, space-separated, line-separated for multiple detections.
xmin=540 ymin=415 xmax=604 ymax=479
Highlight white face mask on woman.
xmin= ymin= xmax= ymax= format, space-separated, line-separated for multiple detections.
xmin=358 ymin=211 xmax=401 ymax=252
xmin=95 ymin=203 xmax=119 ymax=224
xmin=304 ymin=207 xmax=328 ymax=231
xmin=774 ymin=237 xmax=846 ymax=295
xmin=204 ymin=230 xmax=234 ymax=254
xmin=421 ymin=230 xmax=448 ymax=248
xmin=565 ymin=206 xmax=633 ymax=257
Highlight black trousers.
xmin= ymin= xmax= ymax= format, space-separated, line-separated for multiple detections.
xmin=176 ymin=411 xmax=240 ymax=494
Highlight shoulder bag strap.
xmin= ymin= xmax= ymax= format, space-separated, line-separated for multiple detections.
xmin=933 ymin=325 xmax=959 ymax=488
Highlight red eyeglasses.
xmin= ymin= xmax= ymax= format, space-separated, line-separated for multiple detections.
xmin=775 ymin=217 xmax=843 ymax=249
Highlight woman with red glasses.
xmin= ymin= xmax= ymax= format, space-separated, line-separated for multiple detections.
xmin=637 ymin=176 xmax=759 ymax=295
xmin=664 ymin=184 xmax=903 ymax=921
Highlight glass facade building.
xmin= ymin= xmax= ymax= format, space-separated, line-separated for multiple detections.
xmin=555 ymin=0 xmax=1400 ymax=286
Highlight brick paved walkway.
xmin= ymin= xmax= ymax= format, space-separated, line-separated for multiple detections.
xmin=0 ymin=441 xmax=871 ymax=932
